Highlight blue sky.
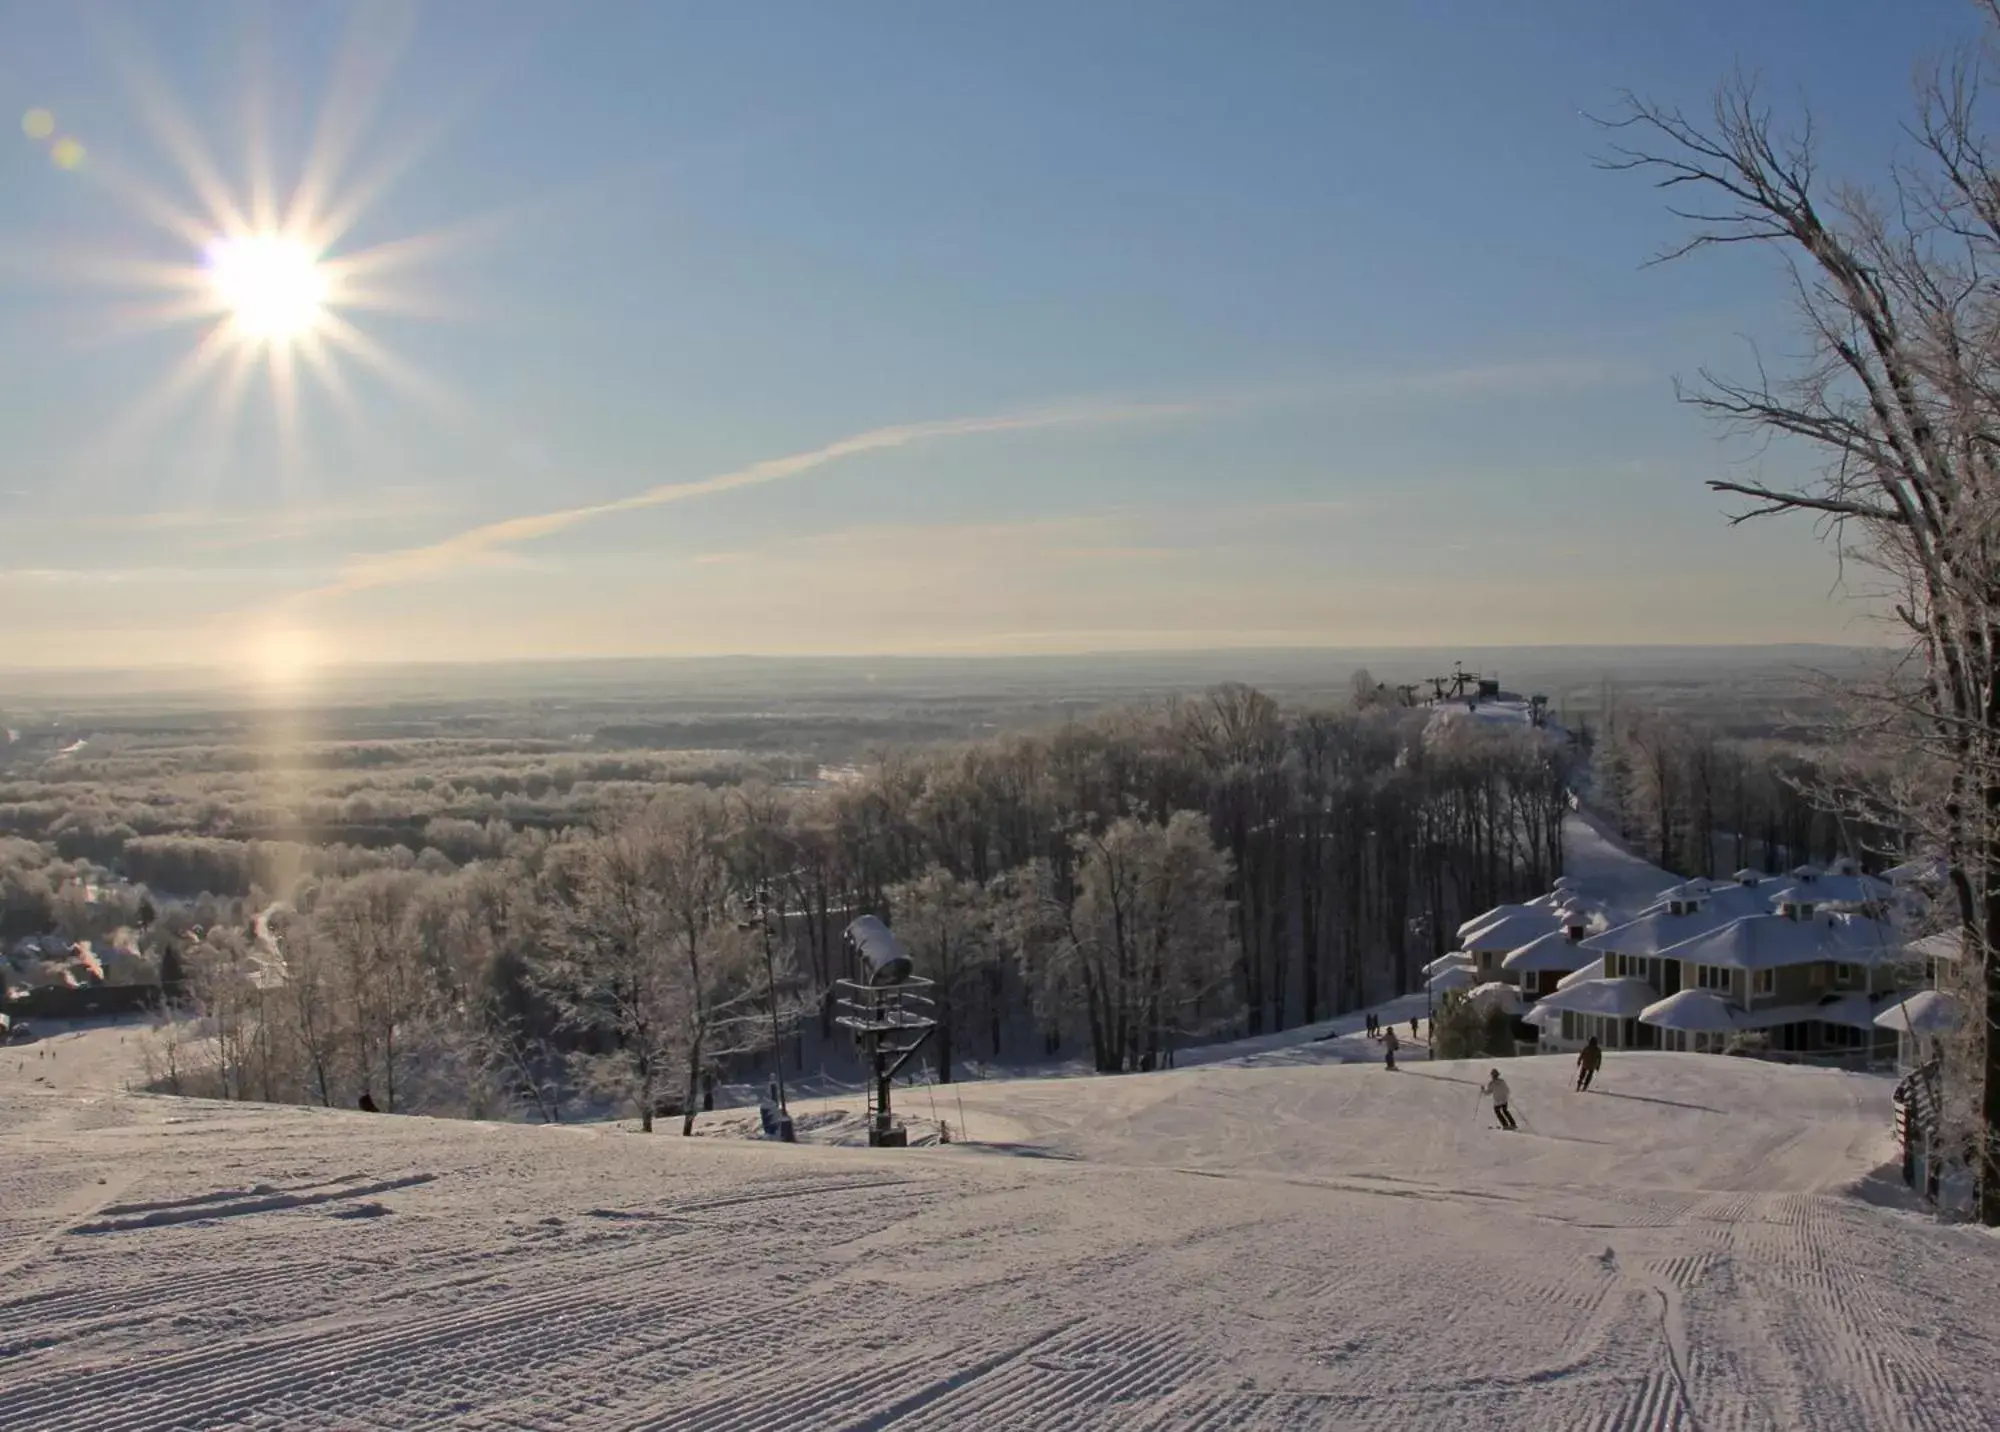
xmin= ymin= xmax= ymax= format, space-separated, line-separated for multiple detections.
xmin=0 ymin=0 xmax=1974 ymax=671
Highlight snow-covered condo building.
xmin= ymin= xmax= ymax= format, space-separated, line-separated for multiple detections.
xmin=1467 ymin=864 xmax=1921 ymax=1062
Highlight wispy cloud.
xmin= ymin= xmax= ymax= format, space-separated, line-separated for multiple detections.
xmin=315 ymin=398 xmax=1206 ymax=597
xmin=686 ymin=498 xmax=1363 ymax=568
xmin=299 ymin=356 xmax=1639 ymax=602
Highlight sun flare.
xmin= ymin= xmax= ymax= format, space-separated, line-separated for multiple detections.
xmin=205 ymin=234 xmax=328 ymax=343
xmin=244 ymin=622 xmax=322 ymax=697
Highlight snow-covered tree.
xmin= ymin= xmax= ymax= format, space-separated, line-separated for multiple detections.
xmin=888 ymin=864 xmax=994 ymax=1083
xmin=1604 ymin=8 xmax=2000 ymax=1220
xmin=534 ymin=828 xmax=688 ymax=1133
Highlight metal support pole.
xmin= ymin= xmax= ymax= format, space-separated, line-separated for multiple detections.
xmin=759 ymin=883 xmax=787 ymax=1114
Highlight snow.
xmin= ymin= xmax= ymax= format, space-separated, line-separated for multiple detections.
xmin=1638 ymin=989 xmax=1742 ymax=1034
xmin=1580 ymin=904 xmax=1747 ymax=959
xmin=1873 ymin=989 xmax=1964 ymax=1035
xmin=1765 ymin=874 xmax=1892 ymax=908
xmin=5 ymin=1019 xmax=1997 ymax=1430
xmin=1533 ymin=976 xmax=1661 ymax=1019
xmin=1560 ymin=808 xmax=1678 ymax=912
xmin=1459 ymin=908 xmax=1563 ymax=954
xmin=1558 ymin=956 xmax=1606 ymax=990
xmin=1464 ymin=981 xmax=1525 ymax=1014
xmin=1906 ymin=930 xmax=1965 ymax=964
xmin=1500 ymin=929 xmax=1596 ymax=974
xmin=1653 ymin=912 xmax=1898 ymax=972
xmin=1456 ymin=903 xmax=1543 ymax=941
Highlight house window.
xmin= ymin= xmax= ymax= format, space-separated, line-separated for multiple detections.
xmin=1753 ymin=969 xmax=1776 ymax=997
xmin=1833 ymin=962 xmax=1854 ymax=985
xmin=1605 ymin=953 xmax=1619 ymax=978
xmin=1697 ymin=964 xmax=1730 ymax=992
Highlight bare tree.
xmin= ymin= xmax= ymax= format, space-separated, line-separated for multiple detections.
xmin=534 ymin=829 xmax=687 ymax=1134
xmin=1068 ymin=811 xmax=1237 ymax=1073
xmin=652 ymin=795 xmax=771 ymax=1137
xmin=1601 ymin=15 xmax=2000 ymax=1220
xmin=888 ymin=864 xmax=994 ymax=1083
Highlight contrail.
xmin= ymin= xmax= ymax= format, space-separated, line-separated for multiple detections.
xmin=318 ymin=397 xmax=1204 ymax=597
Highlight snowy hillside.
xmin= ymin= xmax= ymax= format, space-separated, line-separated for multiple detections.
xmin=3 ymin=1027 xmax=1996 ymax=1429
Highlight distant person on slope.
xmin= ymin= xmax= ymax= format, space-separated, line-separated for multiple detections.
xmin=1576 ymin=1036 xmax=1602 ymax=1092
xmin=1382 ymin=1026 xmax=1400 ymax=1071
xmin=1482 ymin=1070 xmax=1517 ymax=1130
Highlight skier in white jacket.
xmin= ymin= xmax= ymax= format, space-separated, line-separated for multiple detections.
xmin=1481 ymin=1070 xmax=1517 ymax=1130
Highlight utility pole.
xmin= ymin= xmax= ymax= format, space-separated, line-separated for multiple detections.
xmin=756 ymin=882 xmax=787 ymax=1114
xmin=1410 ymin=912 xmax=1434 ymax=1058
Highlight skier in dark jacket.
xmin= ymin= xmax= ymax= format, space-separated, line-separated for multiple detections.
xmin=1576 ymin=1036 xmax=1602 ymax=1092
xmin=1382 ymin=1026 xmax=1400 ymax=1071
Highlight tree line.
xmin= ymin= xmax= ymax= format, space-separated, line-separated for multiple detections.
xmin=141 ymin=686 xmax=1578 ymax=1125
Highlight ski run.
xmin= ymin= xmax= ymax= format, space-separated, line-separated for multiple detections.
xmin=3 ymin=1013 xmax=1999 ymax=1431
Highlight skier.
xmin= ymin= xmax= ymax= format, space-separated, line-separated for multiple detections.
xmin=1382 ymin=1026 xmax=1400 ymax=1071
xmin=1576 ymin=1036 xmax=1602 ymax=1092
xmin=1410 ymin=1016 xmax=1418 ymax=1038
xmin=1482 ymin=1069 xmax=1516 ymax=1130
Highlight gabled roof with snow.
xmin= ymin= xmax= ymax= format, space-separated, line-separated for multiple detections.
xmin=1457 ymin=904 xmax=1542 ymax=941
xmin=1873 ymin=989 xmax=1963 ymax=1034
xmin=1639 ymin=988 xmax=1744 ymax=1033
xmin=1461 ymin=909 xmax=1565 ymax=954
xmin=1882 ymin=855 xmax=1946 ymax=886
xmin=1557 ymin=957 xmax=1605 ymax=990
xmin=1428 ymin=964 xmax=1481 ymax=992
xmin=1423 ymin=952 xmax=1475 ymax=977
xmin=1580 ymin=902 xmax=1745 ymax=957
xmin=1764 ymin=874 xmax=1891 ymax=908
xmin=1904 ymin=930 xmax=1966 ymax=964
xmin=1533 ymin=976 xmax=1658 ymax=1019
xmin=1501 ymin=928 xmax=1598 ymax=974
xmin=1633 ymin=882 xmax=1774 ymax=922
xmin=1654 ymin=912 xmax=1898 ymax=971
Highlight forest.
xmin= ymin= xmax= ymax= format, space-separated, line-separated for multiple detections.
xmin=1 ymin=677 xmax=1860 ymax=1127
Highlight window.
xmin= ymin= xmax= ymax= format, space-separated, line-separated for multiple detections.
xmin=1753 ymin=969 xmax=1776 ymax=997
xmin=1697 ymin=964 xmax=1730 ymax=992
xmin=1833 ymin=962 xmax=1854 ymax=985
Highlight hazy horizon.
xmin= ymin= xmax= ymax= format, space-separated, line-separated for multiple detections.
xmin=0 ymin=642 xmax=1889 ymax=711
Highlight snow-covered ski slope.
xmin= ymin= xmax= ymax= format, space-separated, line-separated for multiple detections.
xmin=4 ymin=1037 xmax=1997 ymax=1430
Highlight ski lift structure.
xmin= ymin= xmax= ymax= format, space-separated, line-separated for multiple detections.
xmin=836 ymin=915 xmax=938 ymax=1148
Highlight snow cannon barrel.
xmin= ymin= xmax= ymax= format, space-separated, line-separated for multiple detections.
xmin=843 ymin=915 xmax=912 ymax=987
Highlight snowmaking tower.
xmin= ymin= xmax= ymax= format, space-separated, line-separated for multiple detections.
xmin=835 ymin=915 xmax=937 ymax=1148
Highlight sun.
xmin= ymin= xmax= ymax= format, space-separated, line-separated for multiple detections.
xmin=242 ymin=621 xmax=323 ymax=697
xmin=204 ymin=233 xmax=328 ymax=343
